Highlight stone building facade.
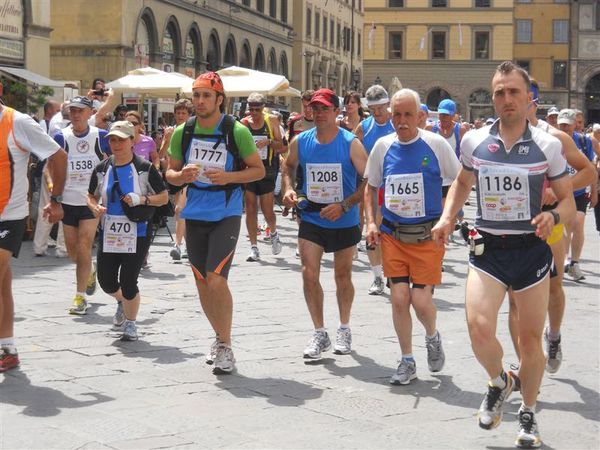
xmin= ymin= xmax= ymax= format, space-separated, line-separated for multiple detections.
xmin=363 ymin=0 xmax=513 ymax=122
xmin=569 ymin=0 xmax=600 ymax=124
xmin=50 ymin=0 xmax=294 ymax=100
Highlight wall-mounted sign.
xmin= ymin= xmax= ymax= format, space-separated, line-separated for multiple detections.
xmin=0 ymin=0 xmax=23 ymax=40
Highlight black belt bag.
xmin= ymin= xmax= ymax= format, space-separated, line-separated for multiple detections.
xmin=382 ymin=218 xmax=438 ymax=244
xmin=479 ymin=230 xmax=542 ymax=250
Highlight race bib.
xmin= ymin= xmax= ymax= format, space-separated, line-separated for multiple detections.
xmin=479 ymin=165 xmax=531 ymax=221
xmin=306 ymin=163 xmax=343 ymax=204
xmin=252 ymin=135 xmax=269 ymax=160
xmin=103 ymin=214 xmax=137 ymax=253
xmin=385 ymin=173 xmax=426 ymax=218
xmin=188 ymin=138 xmax=227 ymax=184
xmin=67 ymin=156 xmax=95 ymax=187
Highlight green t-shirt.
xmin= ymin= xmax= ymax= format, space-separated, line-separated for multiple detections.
xmin=168 ymin=116 xmax=257 ymax=161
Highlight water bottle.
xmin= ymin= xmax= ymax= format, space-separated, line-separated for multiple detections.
xmin=469 ymin=228 xmax=485 ymax=256
xmin=296 ymin=191 xmax=309 ymax=210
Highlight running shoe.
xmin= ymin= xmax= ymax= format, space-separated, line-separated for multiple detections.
xmin=333 ymin=327 xmax=352 ymax=355
xmin=544 ymin=327 xmax=562 ymax=374
xmin=263 ymin=227 xmax=271 ymax=241
xmin=368 ymin=277 xmax=385 ymax=295
xmin=568 ymin=262 xmax=585 ymax=281
xmin=113 ymin=302 xmax=125 ymax=327
xmin=0 ymin=349 xmax=19 ymax=373
xmin=303 ymin=330 xmax=331 ymax=360
xmin=247 ymin=246 xmax=260 ymax=262
xmin=425 ymin=331 xmax=445 ymax=372
xmin=121 ymin=321 xmax=138 ymax=341
xmin=477 ymin=372 xmax=515 ymax=430
xmin=357 ymin=241 xmax=366 ymax=252
xmin=85 ymin=263 xmax=97 ymax=296
xmin=205 ymin=337 xmax=219 ymax=365
xmin=170 ymin=244 xmax=182 ymax=261
xmin=213 ymin=344 xmax=235 ymax=374
xmin=69 ymin=295 xmax=89 ymax=315
xmin=516 ymin=409 xmax=542 ymax=448
xmin=55 ymin=249 xmax=68 ymax=258
xmin=270 ymin=232 xmax=282 ymax=255
xmin=390 ymin=359 xmax=417 ymax=385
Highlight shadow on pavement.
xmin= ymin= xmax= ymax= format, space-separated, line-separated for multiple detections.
xmin=539 ymin=378 xmax=600 ymax=421
xmin=214 ymin=372 xmax=324 ymax=407
xmin=0 ymin=369 xmax=113 ymax=417
xmin=111 ymin=340 xmax=197 ymax=365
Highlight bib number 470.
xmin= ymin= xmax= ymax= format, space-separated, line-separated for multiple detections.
xmin=109 ymin=221 xmax=131 ymax=234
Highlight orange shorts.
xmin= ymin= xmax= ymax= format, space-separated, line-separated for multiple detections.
xmin=381 ymin=233 xmax=445 ymax=285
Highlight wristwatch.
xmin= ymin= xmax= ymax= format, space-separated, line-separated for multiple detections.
xmin=549 ymin=210 xmax=560 ymax=225
xmin=144 ymin=195 xmax=150 ymax=206
xmin=341 ymin=199 xmax=351 ymax=213
xmin=50 ymin=195 xmax=63 ymax=204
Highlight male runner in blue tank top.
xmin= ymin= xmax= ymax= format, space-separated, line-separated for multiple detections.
xmin=166 ymin=72 xmax=264 ymax=375
xmin=282 ymin=88 xmax=368 ymax=360
xmin=355 ymin=85 xmax=395 ymax=296
xmin=433 ymin=61 xmax=575 ymax=449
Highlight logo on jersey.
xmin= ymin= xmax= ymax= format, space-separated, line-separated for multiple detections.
xmin=421 ymin=156 xmax=430 ymax=167
xmin=76 ymin=140 xmax=90 ymax=154
xmin=517 ymin=145 xmax=529 ymax=155
xmin=0 ymin=230 xmax=9 ymax=239
xmin=488 ymin=143 xmax=500 ymax=153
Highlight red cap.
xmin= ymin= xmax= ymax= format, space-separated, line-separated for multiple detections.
xmin=192 ymin=72 xmax=225 ymax=94
xmin=309 ymin=88 xmax=339 ymax=108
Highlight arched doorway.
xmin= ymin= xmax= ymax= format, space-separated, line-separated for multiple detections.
xmin=254 ymin=45 xmax=265 ymax=71
xmin=224 ymin=36 xmax=237 ymax=67
xmin=468 ymin=89 xmax=493 ymax=122
xmin=240 ymin=41 xmax=252 ymax=69
xmin=585 ymin=73 xmax=600 ymax=124
xmin=206 ymin=31 xmax=221 ymax=71
xmin=426 ymin=88 xmax=452 ymax=111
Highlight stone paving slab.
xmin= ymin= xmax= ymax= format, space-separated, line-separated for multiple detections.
xmin=1 ymin=201 xmax=598 ymax=449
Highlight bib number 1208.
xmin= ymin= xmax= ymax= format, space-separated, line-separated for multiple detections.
xmin=310 ymin=170 xmax=338 ymax=183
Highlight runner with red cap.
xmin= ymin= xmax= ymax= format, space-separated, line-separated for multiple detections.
xmin=282 ymin=88 xmax=369 ymax=360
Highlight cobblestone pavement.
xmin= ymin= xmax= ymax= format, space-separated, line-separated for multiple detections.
xmin=1 ymin=200 xmax=598 ymax=449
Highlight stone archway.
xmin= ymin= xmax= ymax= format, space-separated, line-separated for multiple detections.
xmin=426 ymin=87 xmax=452 ymax=111
xmin=585 ymin=72 xmax=600 ymax=124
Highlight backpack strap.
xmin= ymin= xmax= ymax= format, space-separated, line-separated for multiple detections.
xmin=181 ymin=116 xmax=198 ymax=163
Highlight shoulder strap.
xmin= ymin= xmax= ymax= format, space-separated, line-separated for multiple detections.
xmin=181 ymin=116 xmax=197 ymax=162
xmin=453 ymin=122 xmax=461 ymax=156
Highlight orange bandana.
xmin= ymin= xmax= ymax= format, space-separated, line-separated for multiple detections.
xmin=192 ymin=72 xmax=224 ymax=94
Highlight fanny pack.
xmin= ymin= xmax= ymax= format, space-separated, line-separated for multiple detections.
xmin=382 ymin=218 xmax=438 ymax=244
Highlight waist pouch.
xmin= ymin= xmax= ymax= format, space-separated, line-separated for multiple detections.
xmin=382 ymin=218 xmax=438 ymax=244
xmin=479 ymin=230 xmax=542 ymax=250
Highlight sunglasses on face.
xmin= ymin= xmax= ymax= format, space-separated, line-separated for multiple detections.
xmin=248 ymin=107 xmax=263 ymax=112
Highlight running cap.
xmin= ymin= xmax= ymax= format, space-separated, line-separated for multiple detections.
xmin=192 ymin=72 xmax=225 ymax=94
xmin=592 ymin=123 xmax=600 ymax=132
xmin=309 ymin=88 xmax=339 ymax=108
xmin=546 ymin=106 xmax=559 ymax=116
xmin=69 ymin=96 xmax=93 ymax=109
xmin=107 ymin=120 xmax=135 ymax=139
xmin=365 ymin=85 xmax=390 ymax=106
xmin=485 ymin=117 xmax=495 ymax=125
xmin=247 ymin=92 xmax=266 ymax=106
xmin=420 ymin=103 xmax=429 ymax=113
xmin=557 ymin=109 xmax=576 ymax=125
xmin=437 ymin=99 xmax=456 ymax=115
